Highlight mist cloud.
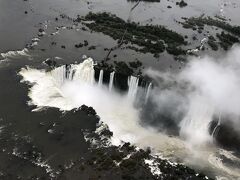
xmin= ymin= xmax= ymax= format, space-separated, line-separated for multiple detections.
xmin=145 ymin=45 xmax=240 ymax=146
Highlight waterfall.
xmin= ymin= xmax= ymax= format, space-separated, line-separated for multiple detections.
xmin=98 ymin=70 xmax=104 ymax=86
xmin=145 ymin=82 xmax=152 ymax=104
xmin=45 ymin=58 xmax=149 ymax=104
xmin=109 ymin=71 xmax=115 ymax=91
xmin=179 ymin=95 xmax=214 ymax=145
xmin=50 ymin=65 xmax=67 ymax=87
xmin=127 ymin=76 xmax=139 ymax=101
xmin=212 ymin=113 xmax=221 ymax=137
xmin=49 ymin=58 xmax=95 ymax=87
xmin=72 ymin=58 xmax=95 ymax=84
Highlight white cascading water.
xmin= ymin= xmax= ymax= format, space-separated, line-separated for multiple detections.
xmin=72 ymin=59 xmax=95 ymax=84
xmin=179 ymin=95 xmax=215 ymax=146
xmin=127 ymin=76 xmax=139 ymax=101
xmin=0 ymin=48 xmax=29 ymax=59
xmin=98 ymin=70 xmax=104 ymax=86
xmin=109 ymin=71 xmax=115 ymax=91
xmin=145 ymin=82 xmax=152 ymax=104
xmin=19 ymin=58 xmax=144 ymax=110
xmin=50 ymin=58 xmax=95 ymax=87
xmin=212 ymin=113 xmax=221 ymax=137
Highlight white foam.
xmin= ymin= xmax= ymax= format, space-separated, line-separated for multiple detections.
xmin=32 ymin=38 xmax=40 ymax=42
xmin=0 ymin=48 xmax=29 ymax=59
xmin=144 ymin=159 xmax=162 ymax=176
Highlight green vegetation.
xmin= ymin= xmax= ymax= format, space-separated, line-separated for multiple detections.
xmin=181 ymin=16 xmax=240 ymax=50
xmin=167 ymin=45 xmax=186 ymax=56
xmin=176 ymin=0 xmax=188 ymax=8
xmin=84 ymin=12 xmax=187 ymax=57
xmin=114 ymin=61 xmax=134 ymax=75
xmin=88 ymin=45 xmax=96 ymax=50
xmin=181 ymin=16 xmax=240 ymax=37
xmin=207 ymin=40 xmax=218 ymax=51
xmin=129 ymin=60 xmax=142 ymax=69
xmin=207 ymin=35 xmax=218 ymax=51
xmin=217 ymin=31 xmax=239 ymax=50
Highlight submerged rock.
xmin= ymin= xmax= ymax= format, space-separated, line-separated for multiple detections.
xmin=75 ymin=43 xmax=84 ymax=48
xmin=176 ymin=0 xmax=188 ymax=8
xmin=80 ymin=105 xmax=97 ymax=116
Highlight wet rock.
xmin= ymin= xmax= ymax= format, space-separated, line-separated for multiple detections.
xmin=88 ymin=45 xmax=96 ymax=50
xmin=38 ymin=29 xmax=46 ymax=37
xmin=75 ymin=43 xmax=83 ymax=48
xmin=210 ymin=119 xmax=240 ymax=151
xmin=74 ymin=15 xmax=82 ymax=22
xmin=60 ymin=14 xmax=67 ymax=19
xmin=51 ymin=41 xmax=57 ymax=46
xmin=43 ymin=58 xmax=57 ymax=67
xmin=80 ymin=105 xmax=97 ymax=116
xmin=176 ymin=0 xmax=188 ymax=7
xmin=72 ymin=141 xmax=213 ymax=180
xmin=198 ymin=29 xmax=203 ymax=33
xmin=99 ymin=128 xmax=113 ymax=138
xmin=83 ymin=40 xmax=89 ymax=46
xmin=38 ymin=28 xmax=44 ymax=33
